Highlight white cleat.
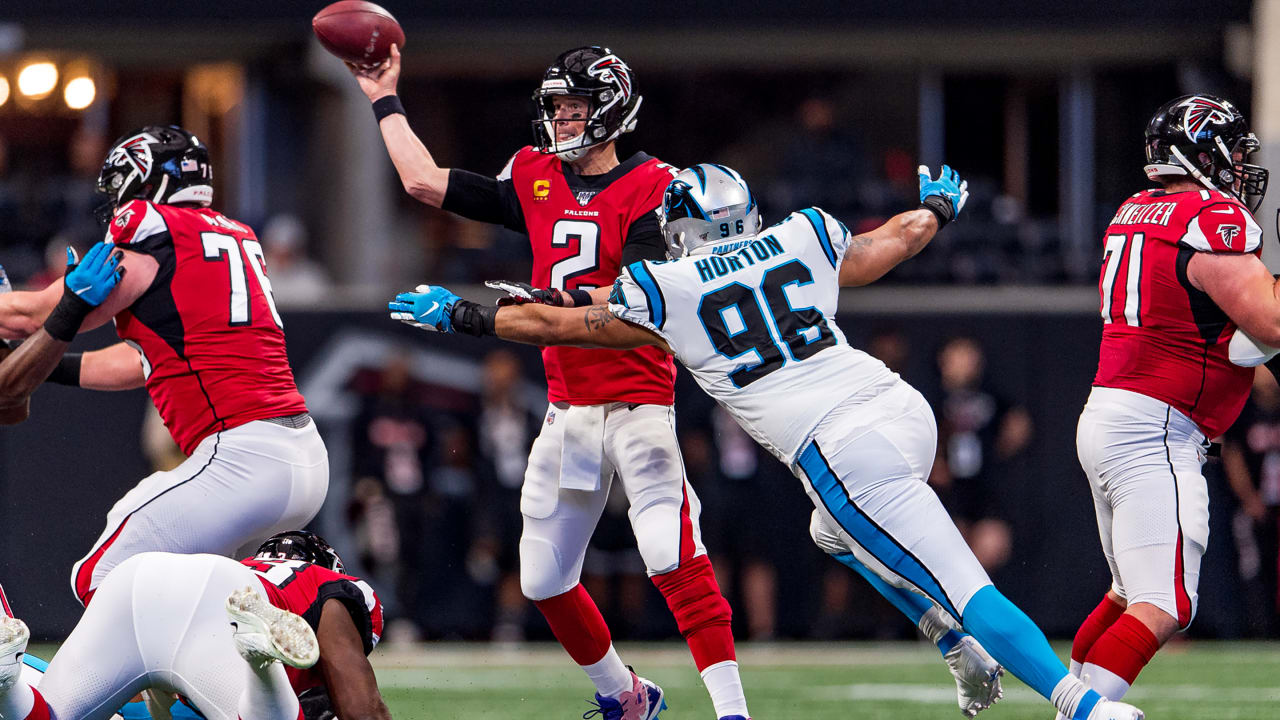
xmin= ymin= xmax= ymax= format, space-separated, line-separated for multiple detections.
xmin=1087 ymin=699 xmax=1145 ymax=720
xmin=225 ymin=586 xmax=319 ymax=670
xmin=943 ymin=636 xmax=1004 ymax=717
xmin=0 ymin=616 xmax=30 ymax=693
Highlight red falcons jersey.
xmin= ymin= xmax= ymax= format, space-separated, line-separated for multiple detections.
xmin=107 ymin=200 xmax=308 ymax=453
xmin=1092 ymin=188 xmax=1263 ymax=438
xmin=501 ymin=147 xmax=678 ymax=405
xmin=241 ymin=557 xmax=384 ymax=694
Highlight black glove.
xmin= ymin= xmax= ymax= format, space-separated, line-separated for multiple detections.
xmin=484 ymin=280 xmax=566 ymax=307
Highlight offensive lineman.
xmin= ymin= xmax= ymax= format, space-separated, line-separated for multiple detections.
xmin=349 ymin=45 xmax=746 ymax=718
xmin=389 ymin=163 xmax=1146 ymax=720
xmin=0 ymin=532 xmax=389 ymax=720
xmin=1059 ymin=94 xmax=1272 ymax=712
xmin=0 ymin=126 xmax=329 ymax=606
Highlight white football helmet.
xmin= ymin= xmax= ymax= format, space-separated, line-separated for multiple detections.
xmin=660 ymin=163 xmax=761 ymax=258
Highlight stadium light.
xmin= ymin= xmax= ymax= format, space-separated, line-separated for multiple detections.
xmin=0 ymin=76 xmax=8 ymax=108
xmin=64 ymin=76 xmax=95 ymax=110
xmin=17 ymin=61 xmax=57 ymax=99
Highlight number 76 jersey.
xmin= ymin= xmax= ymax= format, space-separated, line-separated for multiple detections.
xmin=609 ymin=207 xmax=896 ymax=464
xmin=1092 ymin=188 xmax=1262 ymax=438
xmin=108 ymin=199 xmax=308 ymax=454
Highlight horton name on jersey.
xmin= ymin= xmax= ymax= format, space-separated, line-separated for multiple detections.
xmin=694 ymin=234 xmax=786 ymax=283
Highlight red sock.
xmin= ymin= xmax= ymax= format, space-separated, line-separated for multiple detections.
xmin=651 ymin=554 xmax=735 ymax=671
xmin=24 ymin=688 xmax=51 ymax=720
xmin=1070 ymin=594 xmax=1126 ymax=665
xmin=533 ymin=584 xmax=612 ymax=666
xmin=1083 ymin=613 xmax=1161 ymax=684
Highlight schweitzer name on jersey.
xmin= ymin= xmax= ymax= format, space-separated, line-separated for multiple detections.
xmin=693 ymin=234 xmax=785 ymax=283
xmin=1108 ymin=201 xmax=1178 ymax=227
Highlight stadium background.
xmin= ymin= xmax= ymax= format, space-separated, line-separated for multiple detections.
xmin=1 ymin=0 xmax=1277 ymax=690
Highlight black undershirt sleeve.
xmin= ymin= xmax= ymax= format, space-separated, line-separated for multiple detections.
xmin=620 ymin=209 xmax=667 ymax=266
xmin=441 ymin=169 xmax=527 ymax=233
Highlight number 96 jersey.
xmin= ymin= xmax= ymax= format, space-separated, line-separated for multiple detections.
xmin=609 ymin=207 xmax=896 ymax=464
xmin=1092 ymin=188 xmax=1263 ymax=438
xmin=108 ymin=199 xmax=308 ymax=454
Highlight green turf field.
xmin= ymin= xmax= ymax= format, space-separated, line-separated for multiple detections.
xmin=27 ymin=639 xmax=1280 ymax=718
xmin=367 ymin=641 xmax=1280 ymax=719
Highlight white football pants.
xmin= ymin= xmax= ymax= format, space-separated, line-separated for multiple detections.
xmin=72 ymin=419 xmax=329 ymax=605
xmin=1077 ymin=386 xmax=1209 ymax=627
xmin=519 ymin=402 xmax=706 ymax=600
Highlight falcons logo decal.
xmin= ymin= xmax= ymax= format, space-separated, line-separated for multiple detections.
xmin=1181 ymin=96 xmax=1235 ymax=143
xmin=587 ymin=55 xmax=633 ymax=102
xmin=1218 ymin=224 xmax=1241 ymax=249
xmin=108 ymin=131 xmax=159 ymax=179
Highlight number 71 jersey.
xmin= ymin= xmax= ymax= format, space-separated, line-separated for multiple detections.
xmin=1093 ymin=188 xmax=1262 ymax=438
xmin=609 ymin=207 xmax=896 ymax=464
xmin=108 ymin=199 xmax=307 ymax=454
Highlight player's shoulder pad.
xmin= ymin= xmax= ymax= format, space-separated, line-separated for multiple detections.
xmin=1180 ymin=198 xmax=1262 ymax=253
xmin=611 ymin=260 xmax=668 ymax=331
xmin=498 ymin=146 xmax=547 ymax=181
xmin=105 ymin=199 xmax=169 ymax=246
xmin=792 ymin=206 xmax=849 ymax=268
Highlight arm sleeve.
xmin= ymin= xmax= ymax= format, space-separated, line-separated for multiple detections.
xmin=441 ymin=169 xmax=526 ymax=233
xmin=1179 ymin=201 xmax=1262 ymax=253
xmin=620 ymin=209 xmax=668 ymax=266
xmin=607 ymin=262 xmax=674 ymax=343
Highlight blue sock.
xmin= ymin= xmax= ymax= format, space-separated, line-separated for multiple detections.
xmin=960 ymin=585 xmax=1075 ymax=701
xmin=831 ymin=552 xmax=964 ymax=653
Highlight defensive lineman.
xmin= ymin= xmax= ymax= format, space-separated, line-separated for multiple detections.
xmin=1062 ymin=94 xmax=1272 ymax=712
xmin=390 ymin=163 xmax=1145 ymax=720
xmin=0 ymin=126 xmax=328 ymax=606
xmin=350 ymin=45 xmax=745 ymax=718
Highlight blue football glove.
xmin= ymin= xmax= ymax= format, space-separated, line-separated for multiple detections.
xmin=64 ymin=242 xmax=125 ymax=307
xmin=388 ymin=284 xmax=460 ymax=332
xmin=918 ymin=164 xmax=969 ymax=228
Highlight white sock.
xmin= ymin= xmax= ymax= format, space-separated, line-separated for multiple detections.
xmin=1081 ymin=662 xmax=1131 ymax=701
xmin=0 ymin=680 xmax=36 ymax=720
xmin=583 ymin=645 xmax=633 ymax=699
xmin=701 ymin=660 xmax=749 ymax=718
xmin=1069 ymin=659 xmax=1084 ymax=677
xmin=1050 ymin=673 xmax=1092 ymax=720
xmin=237 ymin=658 xmax=301 ymax=720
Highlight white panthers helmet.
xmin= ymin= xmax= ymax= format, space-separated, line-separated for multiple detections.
xmin=660 ymin=163 xmax=761 ymax=258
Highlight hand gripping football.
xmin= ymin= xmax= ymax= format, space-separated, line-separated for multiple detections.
xmin=312 ymin=1 xmax=405 ymax=67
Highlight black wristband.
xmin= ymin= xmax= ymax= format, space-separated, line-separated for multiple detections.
xmin=45 ymin=352 xmax=82 ymax=387
xmin=919 ymin=197 xmax=955 ymax=229
xmin=372 ymin=95 xmax=406 ymax=123
xmin=566 ymin=289 xmax=592 ymax=307
xmin=43 ymin=291 xmax=93 ymax=342
xmin=449 ymin=300 xmax=498 ymax=337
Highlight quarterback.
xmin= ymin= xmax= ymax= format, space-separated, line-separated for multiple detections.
xmin=391 ymin=163 xmax=1146 ymax=720
xmin=350 ymin=44 xmax=746 ymax=719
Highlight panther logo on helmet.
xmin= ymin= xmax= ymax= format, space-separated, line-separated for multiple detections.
xmin=587 ymin=55 xmax=632 ymax=103
xmin=1181 ymin=96 xmax=1235 ymax=143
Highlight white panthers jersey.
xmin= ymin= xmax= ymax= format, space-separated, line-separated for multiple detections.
xmin=609 ymin=207 xmax=896 ymax=463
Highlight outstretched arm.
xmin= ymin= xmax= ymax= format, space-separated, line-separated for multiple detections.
xmin=838 ymin=165 xmax=968 ymax=287
xmin=316 ymin=599 xmax=392 ymax=720
xmin=349 ymin=45 xmax=451 ymax=208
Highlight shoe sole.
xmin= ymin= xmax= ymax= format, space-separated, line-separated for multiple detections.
xmin=226 ymin=586 xmax=319 ymax=669
xmin=0 ymin=617 xmax=29 ymax=692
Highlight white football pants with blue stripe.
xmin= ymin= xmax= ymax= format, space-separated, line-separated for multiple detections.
xmin=792 ymin=379 xmax=1105 ymax=720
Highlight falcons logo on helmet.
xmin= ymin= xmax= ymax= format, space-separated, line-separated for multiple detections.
xmin=108 ymin=131 xmax=159 ymax=178
xmin=587 ymin=55 xmax=632 ymax=102
xmin=1181 ymin=96 xmax=1235 ymax=143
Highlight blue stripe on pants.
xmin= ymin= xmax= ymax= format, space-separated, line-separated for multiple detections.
xmin=797 ymin=440 xmax=960 ymax=620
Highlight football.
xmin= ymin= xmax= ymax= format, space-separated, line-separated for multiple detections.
xmin=312 ymin=1 xmax=405 ymax=67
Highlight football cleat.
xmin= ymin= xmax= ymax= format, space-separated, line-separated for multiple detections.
xmin=582 ymin=670 xmax=666 ymax=720
xmin=0 ymin=616 xmax=30 ymax=693
xmin=225 ymin=586 xmax=319 ymax=670
xmin=718 ymin=716 xmax=751 ymax=720
xmin=943 ymin=635 xmax=1004 ymax=717
xmin=1087 ymin=699 xmax=1145 ymax=720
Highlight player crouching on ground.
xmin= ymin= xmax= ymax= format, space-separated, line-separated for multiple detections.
xmin=390 ymin=163 xmax=1147 ymax=720
xmin=0 ymin=532 xmax=390 ymax=720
